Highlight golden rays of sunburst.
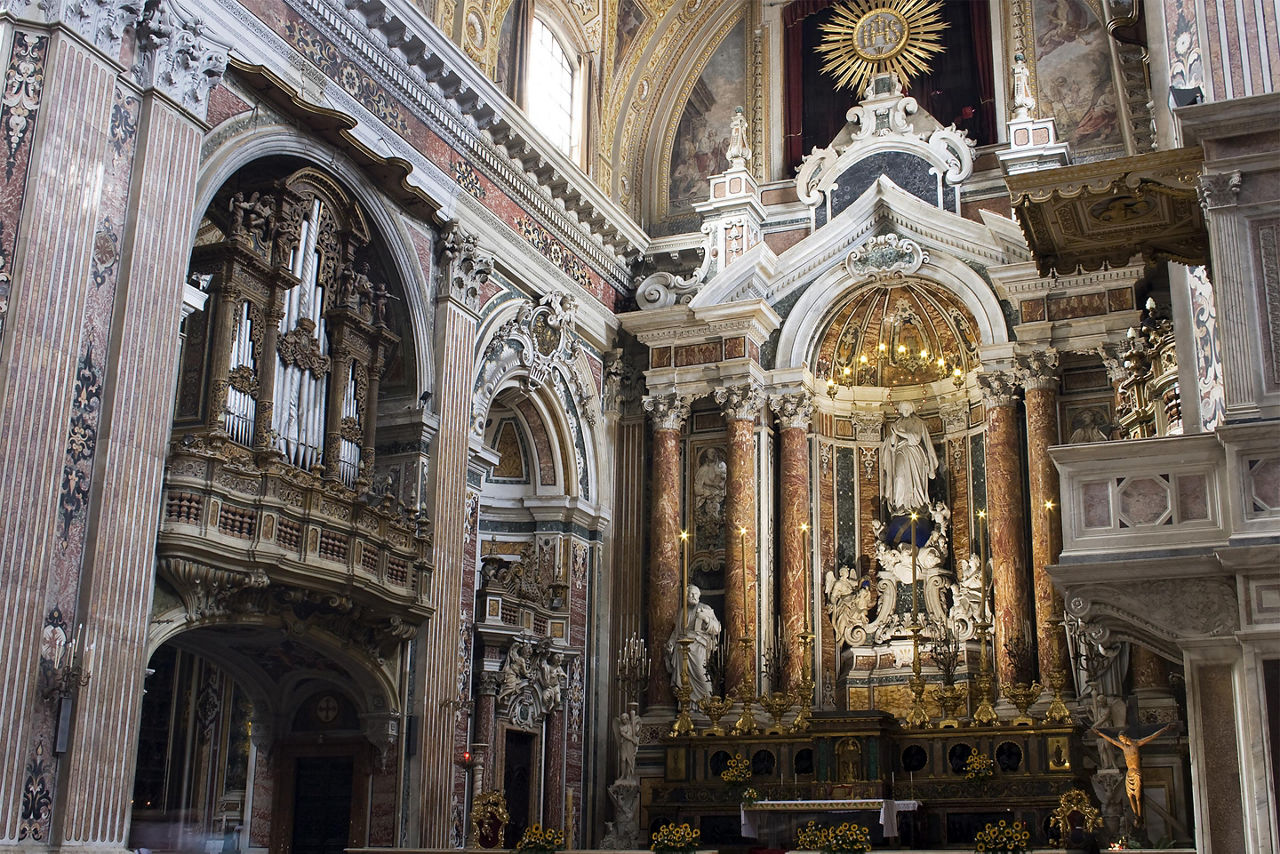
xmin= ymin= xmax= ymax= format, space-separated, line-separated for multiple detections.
xmin=817 ymin=0 xmax=948 ymax=95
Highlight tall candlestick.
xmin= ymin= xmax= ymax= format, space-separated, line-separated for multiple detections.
xmin=738 ymin=526 xmax=749 ymax=636
xmin=680 ymin=530 xmax=690 ymax=628
xmin=801 ymin=522 xmax=811 ymax=632
xmin=910 ymin=512 xmax=918 ymax=624
xmin=977 ymin=509 xmax=989 ymax=611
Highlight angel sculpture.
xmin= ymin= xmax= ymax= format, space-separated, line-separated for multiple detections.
xmin=825 ymin=566 xmax=873 ymax=647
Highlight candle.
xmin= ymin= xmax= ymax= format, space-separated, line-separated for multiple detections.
xmin=800 ymin=523 xmax=811 ymax=632
xmin=978 ymin=509 xmax=989 ymax=611
xmin=909 ymin=513 xmax=918 ymax=623
xmin=739 ymin=526 xmax=749 ymax=636
xmin=680 ymin=530 xmax=690 ymax=628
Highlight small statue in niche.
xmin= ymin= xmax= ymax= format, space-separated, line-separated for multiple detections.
xmin=664 ymin=585 xmax=721 ymax=704
xmin=1011 ymin=53 xmax=1035 ymax=121
xmin=535 ymin=650 xmax=567 ymax=713
xmin=726 ymin=105 xmax=752 ymax=169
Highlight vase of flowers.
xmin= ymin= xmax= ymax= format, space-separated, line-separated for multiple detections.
xmin=651 ymin=821 xmax=700 ymax=854
xmin=974 ymin=819 xmax=1030 ymax=853
xmin=720 ymin=752 xmax=752 ymax=785
xmin=515 ymin=824 xmax=564 ymax=854
xmin=740 ymin=786 xmax=759 ymax=806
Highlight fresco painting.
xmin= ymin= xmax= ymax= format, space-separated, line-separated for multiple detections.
xmin=1033 ymin=0 xmax=1123 ymax=152
xmin=614 ymin=0 xmax=646 ymax=70
xmin=667 ymin=18 xmax=746 ymax=216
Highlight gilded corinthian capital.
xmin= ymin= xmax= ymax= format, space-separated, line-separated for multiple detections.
xmin=714 ymin=382 xmax=763 ymax=421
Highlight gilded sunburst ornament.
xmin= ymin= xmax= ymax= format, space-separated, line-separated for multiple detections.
xmin=817 ymin=0 xmax=948 ymax=95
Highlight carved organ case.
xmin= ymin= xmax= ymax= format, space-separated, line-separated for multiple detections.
xmin=178 ymin=167 xmax=397 ymax=489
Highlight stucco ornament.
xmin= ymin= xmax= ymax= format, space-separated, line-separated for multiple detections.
xmin=846 ymin=232 xmax=929 ymax=280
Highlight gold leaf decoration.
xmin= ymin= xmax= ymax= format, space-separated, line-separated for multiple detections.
xmin=816 ymin=0 xmax=948 ymax=95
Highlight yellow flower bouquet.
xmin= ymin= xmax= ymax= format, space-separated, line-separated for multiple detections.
xmin=651 ymin=821 xmax=700 ymax=854
xmin=974 ymin=819 xmax=1030 ymax=854
xmin=794 ymin=820 xmax=872 ymax=853
xmin=740 ymin=786 xmax=759 ymax=805
xmin=964 ymin=748 xmax=996 ymax=783
xmin=515 ymin=824 xmax=564 ymax=854
xmin=720 ymin=752 xmax=752 ymax=784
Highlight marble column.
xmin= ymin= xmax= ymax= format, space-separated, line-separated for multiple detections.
xmin=542 ymin=704 xmax=566 ymax=830
xmin=714 ymin=382 xmax=763 ymax=694
xmin=473 ymin=673 xmax=499 ymax=791
xmin=979 ymin=371 xmax=1034 ymax=685
xmin=642 ymin=392 xmax=690 ymax=705
xmin=1017 ymin=350 xmax=1069 ymax=680
xmin=420 ymin=223 xmax=488 ymax=846
xmin=770 ymin=392 xmax=814 ymax=692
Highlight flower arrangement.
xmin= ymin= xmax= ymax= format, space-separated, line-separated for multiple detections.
xmin=720 ymin=752 xmax=752 ymax=784
xmin=651 ymin=821 xmax=700 ymax=854
xmin=794 ymin=820 xmax=872 ymax=853
xmin=974 ymin=819 xmax=1030 ymax=853
xmin=964 ymin=748 xmax=996 ymax=783
xmin=740 ymin=786 xmax=760 ymax=805
xmin=515 ymin=825 xmax=564 ymax=854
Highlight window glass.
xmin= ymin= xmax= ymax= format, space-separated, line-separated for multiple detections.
xmin=528 ymin=17 xmax=575 ymax=155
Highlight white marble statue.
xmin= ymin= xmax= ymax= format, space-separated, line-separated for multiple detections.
xmin=948 ymin=553 xmax=986 ymax=628
xmin=664 ymin=585 xmax=721 ymax=704
xmin=613 ymin=708 xmax=641 ymax=781
xmin=726 ymin=106 xmax=752 ymax=169
xmin=825 ymin=566 xmax=874 ymax=646
xmin=879 ymin=401 xmax=938 ymax=515
xmin=1011 ymin=53 xmax=1035 ymax=121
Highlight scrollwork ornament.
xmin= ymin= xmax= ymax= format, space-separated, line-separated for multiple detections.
xmin=845 ymin=233 xmax=929 ymax=279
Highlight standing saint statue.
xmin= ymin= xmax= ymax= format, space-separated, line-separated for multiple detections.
xmin=664 ymin=585 xmax=721 ymax=704
xmin=726 ymin=106 xmax=752 ymax=169
xmin=1093 ymin=722 xmax=1176 ymax=823
xmin=879 ymin=401 xmax=939 ymax=515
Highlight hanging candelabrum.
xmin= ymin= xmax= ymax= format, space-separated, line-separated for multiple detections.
xmin=668 ymin=639 xmax=696 ymax=738
xmin=618 ymin=631 xmax=650 ymax=710
xmin=789 ymin=630 xmax=816 ymax=734
xmin=905 ymin=624 xmax=931 ymax=729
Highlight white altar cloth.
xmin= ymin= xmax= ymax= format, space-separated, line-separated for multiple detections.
xmin=740 ymin=799 xmax=920 ymax=839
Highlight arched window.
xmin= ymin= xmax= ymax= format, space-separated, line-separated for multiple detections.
xmin=527 ymin=17 xmax=578 ymax=158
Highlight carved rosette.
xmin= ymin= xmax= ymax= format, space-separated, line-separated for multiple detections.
xmin=714 ymin=382 xmax=763 ymax=422
xmin=643 ymin=392 xmax=691 ymax=431
xmin=439 ymin=222 xmax=493 ymax=312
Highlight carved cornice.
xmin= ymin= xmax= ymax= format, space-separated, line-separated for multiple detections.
xmin=769 ymin=391 xmax=814 ymax=430
xmin=978 ymin=370 xmax=1021 ymax=408
xmin=714 ymin=382 xmax=763 ymax=422
xmin=643 ymin=392 xmax=692 ymax=431
xmin=1016 ymin=348 xmax=1060 ymax=392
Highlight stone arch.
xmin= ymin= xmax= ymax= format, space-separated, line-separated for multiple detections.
xmin=194 ymin=125 xmax=437 ymax=399
xmin=773 ymin=245 xmax=1009 ymax=373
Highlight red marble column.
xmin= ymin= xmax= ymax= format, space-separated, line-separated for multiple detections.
xmin=771 ymin=392 xmax=814 ymax=691
xmin=473 ymin=673 xmax=499 ymax=790
xmin=643 ymin=392 xmax=690 ymax=705
xmin=542 ymin=704 xmax=566 ymax=829
xmin=715 ymin=383 xmax=762 ymax=693
xmin=1018 ymin=350 xmax=1070 ymax=680
xmin=979 ymin=371 xmax=1034 ymax=685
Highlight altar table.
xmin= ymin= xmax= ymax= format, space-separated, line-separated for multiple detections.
xmin=740 ymin=799 xmax=920 ymax=841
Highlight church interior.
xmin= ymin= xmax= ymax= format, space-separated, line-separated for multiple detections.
xmin=0 ymin=0 xmax=1276 ymax=851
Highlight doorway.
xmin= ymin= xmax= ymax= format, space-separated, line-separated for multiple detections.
xmin=502 ymin=730 xmax=535 ymax=845
xmin=291 ymin=756 xmax=353 ymax=854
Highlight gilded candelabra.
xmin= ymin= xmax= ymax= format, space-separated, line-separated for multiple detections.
xmin=730 ymin=636 xmax=760 ymax=735
xmin=789 ymin=631 xmax=816 ymax=734
xmin=668 ymin=639 xmax=696 ymax=738
xmin=1002 ymin=681 xmax=1043 ymax=726
xmin=971 ymin=621 xmax=999 ymax=727
xmin=905 ymin=624 xmax=931 ymax=729
xmin=698 ymin=694 xmax=733 ymax=736
xmin=1043 ymin=669 xmax=1073 ymax=725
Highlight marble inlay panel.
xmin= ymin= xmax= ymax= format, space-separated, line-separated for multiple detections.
xmin=1176 ymin=473 xmax=1210 ymax=521
xmin=1118 ymin=476 xmax=1171 ymax=527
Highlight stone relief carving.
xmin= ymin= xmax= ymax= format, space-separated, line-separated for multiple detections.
xmin=66 ymin=0 xmax=144 ymax=58
xmin=1064 ymin=577 xmax=1238 ymax=657
xmin=439 ymin=222 xmax=493 ymax=311
xmin=845 ymin=233 xmax=929 ymax=280
xmin=633 ymin=268 xmax=704 ymax=310
xmin=496 ymin=634 xmax=568 ymax=729
xmin=133 ymin=0 xmax=228 ymax=120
